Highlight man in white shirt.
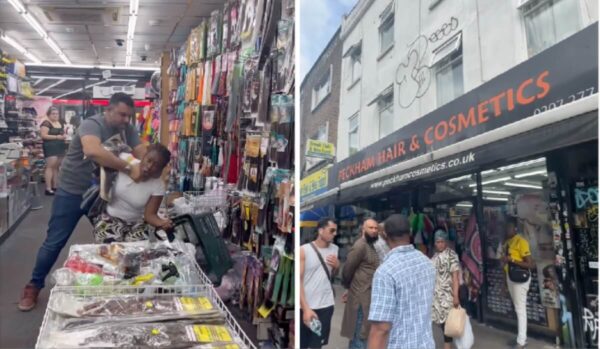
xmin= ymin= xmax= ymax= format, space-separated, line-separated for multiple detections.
xmin=300 ymin=218 xmax=340 ymax=348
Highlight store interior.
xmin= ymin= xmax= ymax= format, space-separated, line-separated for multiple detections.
xmin=0 ymin=0 xmax=294 ymax=348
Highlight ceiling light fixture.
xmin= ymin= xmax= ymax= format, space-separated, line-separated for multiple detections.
xmin=498 ymin=158 xmax=546 ymax=172
xmin=504 ymin=182 xmax=543 ymax=190
xmin=476 ymin=189 xmax=512 ymax=195
xmin=456 ymin=203 xmax=473 ymax=208
xmin=36 ymin=79 xmax=66 ymax=95
xmin=1 ymin=34 xmax=41 ymax=63
xmin=447 ymin=175 xmax=472 ymax=183
xmin=514 ymin=170 xmax=547 ymax=179
xmin=469 ymin=176 xmax=511 ymax=188
xmin=6 ymin=0 xmax=71 ymax=64
xmin=25 ymin=63 xmax=159 ymax=71
xmin=29 ymin=75 xmax=102 ymax=81
xmin=483 ymin=196 xmax=509 ymax=202
xmin=54 ymin=80 xmax=108 ymax=99
xmin=33 ymin=78 xmax=44 ymax=86
xmin=125 ymin=0 xmax=140 ymax=67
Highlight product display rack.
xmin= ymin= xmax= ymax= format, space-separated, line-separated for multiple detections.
xmin=0 ymin=51 xmax=41 ymax=241
xmin=161 ymin=0 xmax=295 ymax=347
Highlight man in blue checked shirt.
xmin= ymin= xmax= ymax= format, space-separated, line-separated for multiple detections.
xmin=368 ymin=214 xmax=436 ymax=349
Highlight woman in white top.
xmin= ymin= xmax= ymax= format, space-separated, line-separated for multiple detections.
xmin=93 ymin=143 xmax=173 ymax=243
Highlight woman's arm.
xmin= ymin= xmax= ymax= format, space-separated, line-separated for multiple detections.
xmin=452 ymin=270 xmax=460 ymax=307
xmin=40 ymin=126 xmax=57 ymax=140
xmin=144 ymin=195 xmax=172 ymax=230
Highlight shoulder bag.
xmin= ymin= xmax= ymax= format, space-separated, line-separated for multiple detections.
xmin=309 ymin=243 xmax=336 ymax=297
xmin=506 ymin=244 xmax=530 ymax=283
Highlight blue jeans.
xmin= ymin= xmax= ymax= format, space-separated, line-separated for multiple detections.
xmin=30 ymin=188 xmax=86 ymax=289
xmin=349 ymin=306 xmax=366 ymax=349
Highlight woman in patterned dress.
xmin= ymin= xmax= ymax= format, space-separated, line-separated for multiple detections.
xmin=431 ymin=229 xmax=461 ymax=349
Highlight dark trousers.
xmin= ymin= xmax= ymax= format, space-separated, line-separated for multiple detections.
xmin=30 ymin=189 xmax=86 ymax=289
xmin=300 ymin=306 xmax=334 ymax=349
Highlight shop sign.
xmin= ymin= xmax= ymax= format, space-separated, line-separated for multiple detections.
xmin=306 ymin=139 xmax=335 ymax=159
xmin=300 ymin=167 xmax=329 ymax=201
xmin=330 ymin=23 xmax=598 ymax=187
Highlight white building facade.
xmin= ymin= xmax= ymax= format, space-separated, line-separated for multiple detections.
xmin=336 ymin=0 xmax=598 ymax=160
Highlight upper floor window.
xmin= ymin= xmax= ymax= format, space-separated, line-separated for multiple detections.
xmin=436 ymin=49 xmax=464 ymax=107
xmin=312 ymin=65 xmax=332 ymax=110
xmin=348 ymin=113 xmax=359 ymax=155
xmin=379 ymin=3 xmax=394 ymax=55
xmin=350 ymin=46 xmax=362 ymax=86
xmin=521 ymin=0 xmax=580 ymax=57
xmin=378 ymin=90 xmax=394 ymax=139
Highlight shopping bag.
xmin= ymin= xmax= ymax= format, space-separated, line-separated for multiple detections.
xmin=454 ymin=316 xmax=474 ymax=349
xmin=444 ymin=306 xmax=467 ymax=338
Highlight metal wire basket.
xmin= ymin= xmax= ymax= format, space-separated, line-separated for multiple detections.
xmin=35 ymin=284 xmax=256 ymax=349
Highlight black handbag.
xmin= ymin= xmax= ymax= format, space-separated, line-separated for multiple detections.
xmin=80 ymin=183 xmax=107 ymax=221
xmin=508 ymin=262 xmax=530 ymax=283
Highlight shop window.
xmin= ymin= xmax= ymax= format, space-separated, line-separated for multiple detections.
xmin=480 ymin=157 xmax=558 ymax=327
xmin=312 ymin=66 xmax=332 ymax=110
xmin=522 ymin=0 xmax=581 ymax=57
xmin=379 ymin=5 xmax=394 ymax=56
xmin=436 ymin=50 xmax=463 ymax=107
xmin=348 ymin=113 xmax=359 ymax=155
xmin=378 ymin=91 xmax=394 ymax=139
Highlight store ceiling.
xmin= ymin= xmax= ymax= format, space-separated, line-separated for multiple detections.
xmin=0 ymin=0 xmax=226 ymax=98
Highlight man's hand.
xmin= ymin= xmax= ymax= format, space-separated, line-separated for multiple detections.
xmin=158 ymin=219 xmax=174 ymax=231
xmin=129 ymin=163 xmax=142 ymax=182
xmin=326 ymin=255 xmax=339 ymax=270
xmin=57 ymin=135 xmax=67 ymax=140
xmin=303 ymin=308 xmax=318 ymax=327
xmin=342 ymin=291 xmax=349 ymax=303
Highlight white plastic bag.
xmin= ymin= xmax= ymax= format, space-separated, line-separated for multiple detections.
xmin=454 ymin=316 xmax=474 ymax=349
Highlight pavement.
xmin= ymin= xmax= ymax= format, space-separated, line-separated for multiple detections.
xmin=323 ymin=284 xmax=556 ymax=349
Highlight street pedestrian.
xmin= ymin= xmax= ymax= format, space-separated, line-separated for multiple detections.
xmin=373 ymin=222 xmax=390 ymax=261
xmin=300 ymin=218 xmax=340 ymax=349
xmin=340 ymin=218 xmax=381 ymax=349
xmin=431 ymin=229 xmax=461 ymax=349
xmin=368 ymin=214 xmax=436 ymax=349
xmin=18 ymin=93 xmax=146 ymax=311
xmin=502 ymin=216 xmax=535 ymax=349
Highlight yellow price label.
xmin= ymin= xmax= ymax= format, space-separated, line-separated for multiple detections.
xmin=178 ymin=297 xmax=214 ymax=313
xmin=192 ymin=325 xmax=233 ymax=343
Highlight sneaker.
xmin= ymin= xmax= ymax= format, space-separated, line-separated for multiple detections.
xmin=18 ymin=283 xmax=40 ymax=311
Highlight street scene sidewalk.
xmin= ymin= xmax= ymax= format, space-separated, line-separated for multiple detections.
xmin=324 ymin=285 xmax=556 ymax=349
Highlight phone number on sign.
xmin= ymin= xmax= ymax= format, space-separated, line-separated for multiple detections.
xmin=533 ymin=87 xmax=596 ymax=115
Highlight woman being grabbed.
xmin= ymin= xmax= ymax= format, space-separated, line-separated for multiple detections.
xmin=431 ymin=229 xmax=461 ymax=349
xmin=40 ymin=107 xmax=66 ymax=195
xmin=94 ymin=143 xmax=173 ymax=243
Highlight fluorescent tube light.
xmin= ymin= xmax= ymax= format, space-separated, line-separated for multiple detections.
xmin=25 ymin=63 xmax=159 ymax=71
xmin=130 ymin=0 xmax=140 ymax=15
xmin=515 ymin=170 xmax=547 ymax=179
xmin=483 ymin=196 xmax=509 ymax=202
xmin=23 ymin=12 xmax=47 ymax=38
xmin=456 ymin=203 xmax=473 ymax=208
xmin=127 ymin=15 xmax=138 ymax=40
xmin=477 ymin=189 xmax=512 ymax=195
xmin=7 ymin=0 xmax=26 ymax=14
xmin=37 ymin=79 xmax=66 ymax=95
xmin=1 ymin=35 xmax=41 ymax=63
xmin=504 ymin=182 xmax=543 ymax=190
xmin=469 ymin=176 xmax=511 ymax=187
xmin=447 ymin=175 xmax=471 ymax=183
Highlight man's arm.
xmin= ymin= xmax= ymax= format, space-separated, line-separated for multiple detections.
xmin=299 ymin=247 xmax=318 ymax=326
xmin=81 ymin=135 xmax=132 ymax=171
xmin=342 ymin=242 xmax=365 ymax=289
xmin=368 ymin=321 xmax=392 ymax=349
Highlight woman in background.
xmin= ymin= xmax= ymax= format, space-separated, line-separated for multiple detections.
xmin=40 ymin=107 xmax=66 ymax=195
